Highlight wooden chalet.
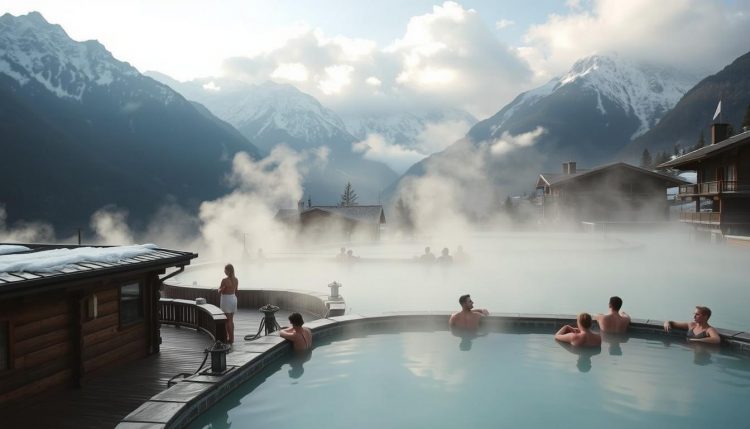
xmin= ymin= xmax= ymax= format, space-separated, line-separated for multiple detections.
xmin=658 ymin=124 xmax=750 ymax=240
xmin=275 ymin=204 xmax=386 ymax=241
xmin=0 ymin=244 xmax=197 ymax=403
xmin=536 ymin=161 xmax=687 ymax=225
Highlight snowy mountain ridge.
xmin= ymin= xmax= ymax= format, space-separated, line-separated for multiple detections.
xmin=490 ymin=54 xmax=697 ymax=140
xmin=0 ymin=12 xmax=176 ymax=104
xmin=344 ymin=108 xmax=477 ymax=148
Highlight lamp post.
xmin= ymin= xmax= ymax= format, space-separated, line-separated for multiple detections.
xmin=328 ymin=281 xmax=342 ymax=300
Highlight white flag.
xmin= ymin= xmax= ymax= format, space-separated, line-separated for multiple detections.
xmin=713 ymin=100 xmax=722 ymax=120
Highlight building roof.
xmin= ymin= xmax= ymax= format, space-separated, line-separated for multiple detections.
xmin=274 ymin=208 xmax=300 ymax=221
xmin=658 ymin=129 xmax=750 ymax=169
xmin=0 ymin=243 xmax=197 ymax=297
xmin=537 ymin=162 xmax=688 ymax=188
xmin=303 ymin=205 xmax=386 ymax=224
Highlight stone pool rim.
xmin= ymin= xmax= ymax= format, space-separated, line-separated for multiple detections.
xmin=116 ymin=312 xmax=750 ymax=428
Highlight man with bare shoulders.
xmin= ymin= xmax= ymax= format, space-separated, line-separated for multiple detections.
xmin=280 ymin=312 xmax=312 ymax=351
xmin=449 ymin=294 xmax=489 ymax=329
xmin=555 ymin=313 xmax=602 ymax=348
xmin=594 ymin=296 xmax=631 ymax=334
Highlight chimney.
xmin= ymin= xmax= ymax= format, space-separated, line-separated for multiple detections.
xmin=711 ymin=123 xmax=730 ymax=145
xmin=562 ymin=161 xmax=577 ymax=175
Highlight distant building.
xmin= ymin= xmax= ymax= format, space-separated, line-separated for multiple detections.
xmin=659 ymin=124 xmax=750 ymax=242
xmin=536 ymin=161 xmax=687 ymax=227
xmin=0 ymin=244 xmax=196 ymax=403
xmin=275 ymin=203 xmax=386 ymax=241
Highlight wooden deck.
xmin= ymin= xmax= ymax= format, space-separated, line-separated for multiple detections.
xmin=0 ymin=308 xmax=298 ymax=429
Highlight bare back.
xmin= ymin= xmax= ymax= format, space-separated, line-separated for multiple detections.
xmin=281 ymin=327 xmax=312 ymax=351
xmin=449 ymin=311 xmax=483 ymax=330
xmin=597 ymin=312 xmax=630 ymax=334
xmin=571 ymin=330 xmax=602 ymax=347
xmin=220 ymin=277 xmax=238 ymax=295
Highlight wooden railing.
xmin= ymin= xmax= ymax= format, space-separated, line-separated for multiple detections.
xmin=678 ymin=180 xmax=742 ymax=196
xmin=679 ymin=212 xmax=721 ymax=224
xmin=159 ymin=298 xmax=227 ymax=343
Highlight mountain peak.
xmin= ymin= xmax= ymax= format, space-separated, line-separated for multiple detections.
xmin=0 ymin=11 xmax=141 ymax=100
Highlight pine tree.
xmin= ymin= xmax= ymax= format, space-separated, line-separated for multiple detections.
xmin=339 ymin=182 xmax=359 ymax=207
xmin=743 ymin=104 xmax=750 ymax=130
xmin=640 ymin=148 xmax=652 ymax=169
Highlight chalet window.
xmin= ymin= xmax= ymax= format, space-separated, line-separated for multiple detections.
xmin=0 ymin=322 xmax=8 ymax=370
xmin=120 ymin=282 xmax=143 ymax=326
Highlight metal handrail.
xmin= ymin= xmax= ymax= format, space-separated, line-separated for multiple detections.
xmin=159 ymin=298 xmax=227 ymax=343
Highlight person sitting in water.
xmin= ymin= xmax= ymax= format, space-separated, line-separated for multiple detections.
xmin=555 ymin=313 xmax=602 ymax=348
xmin=346 ymin=249 xmax=359 ymax=263
xmin=663 ymin=306 xmax=721 ymax=344
xmin=420 ymin=246 xmax=436 ymax=263
xmin=449 ymin=294 xmax=489 ymax=329
xmin=594 ymin=296 xmax=631 ymax=334
xmin=437 ymin=247 xmax=453 ymax=264
xmin=280 ymin=312 xmax=312 ymax=351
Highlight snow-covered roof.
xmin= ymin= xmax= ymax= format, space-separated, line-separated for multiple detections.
xmin=0 ymin=243 xmax=197 ymax=295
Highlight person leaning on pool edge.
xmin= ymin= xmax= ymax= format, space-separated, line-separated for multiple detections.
xmin=555 ymin=313 xmax=602 ymax=348
xmin=280 ymin=312 xmax=312 ymax=351
xmin=663 ymin=306 xmax=721 ymax=345
xmin=449 ymin=294 xmax=489 ymax=329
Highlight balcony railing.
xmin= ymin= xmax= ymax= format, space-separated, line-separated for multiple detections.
xmin=679 ymin=211 xmax=721 ymax=224
xmin=159 ymin=298 xmax=227 ymax=343
xmin=678 ymin=180 xmax=745 ymax=196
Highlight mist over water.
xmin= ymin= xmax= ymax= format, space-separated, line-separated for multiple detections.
xmin=176 ymin=228 xmax=750 ymax=332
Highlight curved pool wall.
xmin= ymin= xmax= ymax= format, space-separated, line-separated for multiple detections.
xmin=117 ymin=313 xmax=750 ymax=428
xmin=162 ymin=281 xmax=345 ymax=318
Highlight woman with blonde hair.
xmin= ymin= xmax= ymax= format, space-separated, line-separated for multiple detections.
xmin=219 ymin=263 xmax=239 ymax=346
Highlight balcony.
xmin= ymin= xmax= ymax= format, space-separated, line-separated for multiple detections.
xmin=678 ymin=180 xmax=750 ymax=197
xmin=679 ymin=211 xmax=721 ymax=225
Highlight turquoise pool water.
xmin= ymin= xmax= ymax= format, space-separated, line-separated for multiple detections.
xmin=188 ymin=330 xmax=750 ymax=428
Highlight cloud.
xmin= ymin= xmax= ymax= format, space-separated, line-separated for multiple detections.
xmin=415 ymin=119 xmax=473 ymax=154
xmin=519 ymin=0 xmax=750 ymax=81
xmin=495 ymin=19 xmax=515 ymax=29
xmin=271 ymin=62 xmax=310 ymax=82
xmin=202 ymin=81 xmax=221 ymax=91
xmin=220 ymin=2 xmax=531 ymax=119
xmin=353 ymin=134 xmax=427 ymax=174
xmin=490 ymin=127 xmax=546 ymax=156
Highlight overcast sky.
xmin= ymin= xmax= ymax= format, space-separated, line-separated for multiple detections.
xmin=5 ymin=0 xmax=750 ymax=119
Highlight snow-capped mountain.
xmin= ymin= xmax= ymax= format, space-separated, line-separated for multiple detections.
xmin=467 ymin=54 xmax=698 ymax=169
xmin=625 ymin=49 xmax=750 ymax=159
xmin=0 ymin=12 xmax=259 ymax=235
xmin=0 ymin=12 xmax=177 ymax=104
xmin=385 ymin=54 xmax=700 ymax=206
xmin=149 ymin=75 xmax=398 ymax=204
xmin=343 ymin=108 xmax=477 ymax=149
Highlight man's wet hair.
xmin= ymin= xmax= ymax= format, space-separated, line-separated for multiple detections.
xmin=578 ymin=312 xmax=593 ymax=329
xmin=609 ymin=296 xmax=623 ymax=311
xmin=289 ymin=312 xmax=304 ymax=326
xmin=459 ymin=294 xmax=471 ymax=305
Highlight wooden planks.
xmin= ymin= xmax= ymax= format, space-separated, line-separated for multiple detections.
xmin=0 ymin=308 xmax=296 ymax=429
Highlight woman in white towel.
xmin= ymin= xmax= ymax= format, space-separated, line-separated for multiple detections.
xmin=218 ymin=263 xmax=239 ymax=346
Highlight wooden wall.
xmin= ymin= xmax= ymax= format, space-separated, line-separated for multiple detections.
xmin=0 ymin=271 xmax=161 ymax=404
